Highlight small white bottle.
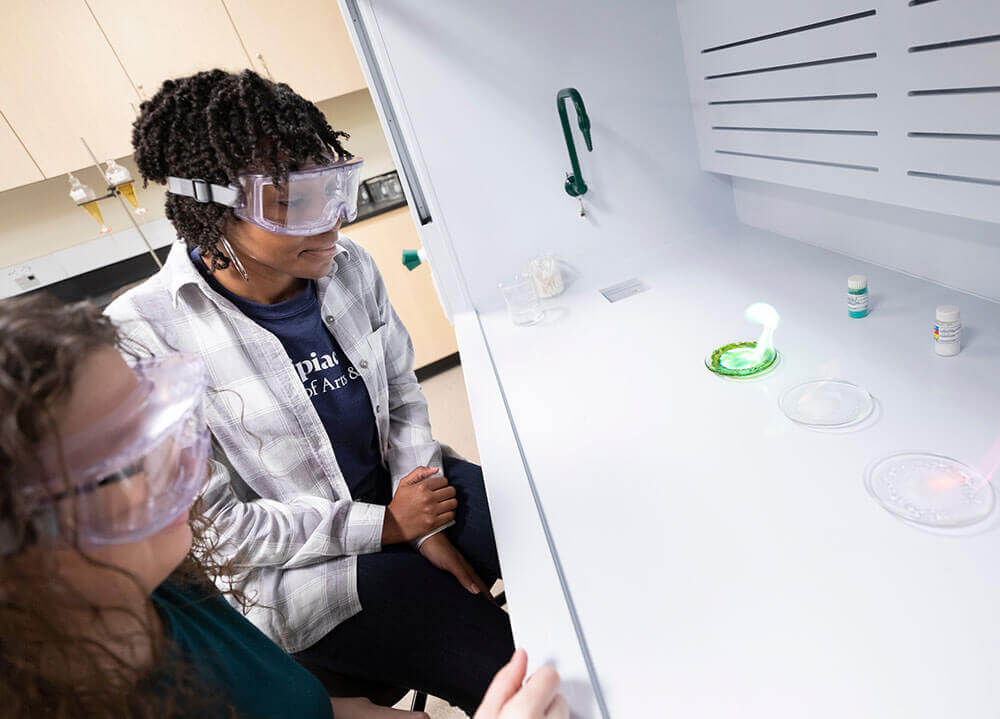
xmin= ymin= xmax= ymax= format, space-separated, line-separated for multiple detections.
xmin=934 ymin=305 xmax=961 ymax=356
xmin=847 ymin=275 xmax=869 ymax=318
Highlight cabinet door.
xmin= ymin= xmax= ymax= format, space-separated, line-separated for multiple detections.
xmin=87 ymin=0 xmax=252 ymax=100
xmin=345 ymin=208 xmax=458 ymax=369
xmin=223 ymin=0 xmax=366 ymax=101
xmin=0 ymin=112 xmax=43 ymax=192
xmin=0 ymin=1 xmax=138 ymax=177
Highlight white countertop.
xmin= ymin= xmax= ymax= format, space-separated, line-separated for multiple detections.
xmin=460 ymin=223 xmax=1000 ymax=718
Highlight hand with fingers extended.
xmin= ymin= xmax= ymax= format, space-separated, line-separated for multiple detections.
xmin=381 ymin=466 xmax=457 ymax=545
xmin=418 ymin=532 xmax=492 ymax=597
xmin=475 ymin=649 xmax=570 ymax=719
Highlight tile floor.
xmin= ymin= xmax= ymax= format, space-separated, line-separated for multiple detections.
xmin=421 ymin=365 xmax=480 ymax=465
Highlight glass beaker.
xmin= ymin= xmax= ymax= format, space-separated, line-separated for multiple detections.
xmin=499 ymin=275 xmax=544 ymax=326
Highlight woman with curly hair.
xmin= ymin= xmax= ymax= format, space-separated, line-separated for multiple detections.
xmin=106 ymin=69 xmax=515 ymax=714
xmin=0 ymin=294 xmax=442 ymax=718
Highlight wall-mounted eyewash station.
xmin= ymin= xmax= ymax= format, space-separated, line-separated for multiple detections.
xmin=340 ymin=2 xmax=1000 ymax=716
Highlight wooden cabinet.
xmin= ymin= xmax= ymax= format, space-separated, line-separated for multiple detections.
xmin=222 ymin=0 xmax=367 ymax=101
xmin=345 ymin=208 xmax=458 ymax=369
xmin=0 ymin=1 xmax=138 ymax=177
xmin=0 ymin=112 xmax=43 ymax=192
xmin=86 ymin=0 xmax=252 ymax=100
xmin=0 ymin=0 xmax=366 ymax=188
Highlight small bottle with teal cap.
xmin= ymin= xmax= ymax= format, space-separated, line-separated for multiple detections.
xmin=848 ymin=274 xmax=869 ymax=318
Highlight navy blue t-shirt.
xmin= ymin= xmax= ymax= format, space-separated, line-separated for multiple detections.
xmin=191 ymin=249 xmax=387 ymax=502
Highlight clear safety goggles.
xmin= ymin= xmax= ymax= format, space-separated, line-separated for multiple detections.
xmin=167 ymin=157 xmax=364 ymax=236
xmin=33 ymin=354 xmax=211 ymax=546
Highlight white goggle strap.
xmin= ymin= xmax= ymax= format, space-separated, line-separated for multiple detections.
xmin=166 ymin=177 xmax=241 ymax=208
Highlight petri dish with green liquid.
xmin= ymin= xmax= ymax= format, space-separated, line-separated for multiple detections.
xmin=705 ymin=341 xmax=778 ymax=379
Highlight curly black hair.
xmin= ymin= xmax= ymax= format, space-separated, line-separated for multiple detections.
xmin=132 ymin=69 xmax=352 ymax=270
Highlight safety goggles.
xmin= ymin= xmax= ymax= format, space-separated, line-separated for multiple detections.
xmin=167 ymin=157 xmax=364 ymax=236
xmin=32 ymin=354 xmax=211 ymax=546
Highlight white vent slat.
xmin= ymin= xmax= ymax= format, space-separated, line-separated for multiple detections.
xmin=699 ymin=13 xmax=878 ymax=79
xmin=904 ymin=0 xmax=1000 ymax=46
xmin=705 ymin=150 xmax=883 ymax=195
xmin=711 ymin=127 xmax=882 ymax=168
xmin=689 ymin=0 xmax=868 ymax=53
xmin=905 ymin=93 xmax=1000 ymax=134
xmin=904 ymin=44 xmax=1000 ymax=90
xmin=905 ymin=136 xmax=1000 ymax=182
xmin=702 ymin=58 xmax=880 ymax=103
xmin=677 ymin=0 xmax=1000 ymax=224
xmin=708 ymin=97 xmax=881 ymax=131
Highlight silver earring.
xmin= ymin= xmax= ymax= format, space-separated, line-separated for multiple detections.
xmin=220 ymin=237 xmax=249 ymax=282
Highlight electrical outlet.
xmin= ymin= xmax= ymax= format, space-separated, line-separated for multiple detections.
xmin=9 ymin=265 xmax=41 ymax=290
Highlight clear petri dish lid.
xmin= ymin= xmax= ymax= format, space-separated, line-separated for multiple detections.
xmin=865 ymin=452 xmax=995 ymax=528
xmin=779 ymin=379 xmax=874 ymax=428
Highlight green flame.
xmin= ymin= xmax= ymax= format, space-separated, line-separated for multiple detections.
xmin=705 ymin=303 xmax=780 ymax=378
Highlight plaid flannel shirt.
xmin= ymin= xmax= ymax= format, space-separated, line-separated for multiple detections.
xmin=106 ymin=237 xmax=443 ymax=652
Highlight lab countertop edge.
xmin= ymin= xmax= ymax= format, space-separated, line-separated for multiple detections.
xmin=452 ymin=310 xmax=603 ymax=718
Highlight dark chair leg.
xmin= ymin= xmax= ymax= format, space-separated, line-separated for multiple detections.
xmin=410 ymin=691 xmax=428 ymax=712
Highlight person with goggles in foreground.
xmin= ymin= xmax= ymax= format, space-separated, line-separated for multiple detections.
xmin=107 ymin=70 xmax=513 ymax=714
xmin=0 ymin=295 xmax=569 ymax=719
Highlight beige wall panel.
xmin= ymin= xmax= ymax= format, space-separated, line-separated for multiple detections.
xmin=0 ymin=112 xmax=43 ymax=192
xmin=223 ymin=0 xmax=366 ymax=101
xmin=87 ymin=0 xmax=252 ymax=99
xmin=0 ymin=1 xmax=138 ymax=176
xmin=316 ymin=90 xmax=396 ymax=176
xmin=345 ymin=208 xmax=457 ymax=368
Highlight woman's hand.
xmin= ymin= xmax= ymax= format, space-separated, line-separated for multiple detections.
xmin=381 ymin=467 xmax=457 ymax=545
xmin=418 ymin=533 xmax=492 ymax=596
xmin=475 ymin=649 xmax=569 ymax=719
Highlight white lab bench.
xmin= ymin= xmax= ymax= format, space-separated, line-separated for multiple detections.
xmin=457 ymin=222 xmax=1000 ymax=718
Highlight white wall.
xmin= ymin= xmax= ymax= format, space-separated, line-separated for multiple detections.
xmin=732 ymin=177 xmax=1000 ymax=303
xmin=360 ymin=0 xmax=737 ymax=311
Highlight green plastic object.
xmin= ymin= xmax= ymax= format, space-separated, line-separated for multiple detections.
xmin=557 ymin=88 xmax=593 ymax=198
xmin=401 ymin=249 xmax=421 ymax=271
xmin=705 ymin=341 xmax=778 ymax=378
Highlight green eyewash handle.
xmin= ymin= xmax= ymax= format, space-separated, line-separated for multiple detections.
xmin=557 ymin=88 xmax=593 ymax=198
xmin=401 ymin=249 xmax=422 ymax=271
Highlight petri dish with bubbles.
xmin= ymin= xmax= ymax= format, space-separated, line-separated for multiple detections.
xmin=779 ymin=379 xmax=874 ymax=428
xmin=864 ymin=452 xmax=995 ymax=528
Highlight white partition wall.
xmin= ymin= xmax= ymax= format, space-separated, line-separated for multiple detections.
xmin=340 ymin=2 xmax=738 ymax=713
xmin=676 ymin=0 xmax=1000 ymax=225
xmin=343 ymin=0 xmax=737 ymax=313
xmin=731 ymin=177 xmax=1000 ymax=303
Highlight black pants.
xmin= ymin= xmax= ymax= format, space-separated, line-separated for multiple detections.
xmin=294 ymin=457 xmax=514 ymax=715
